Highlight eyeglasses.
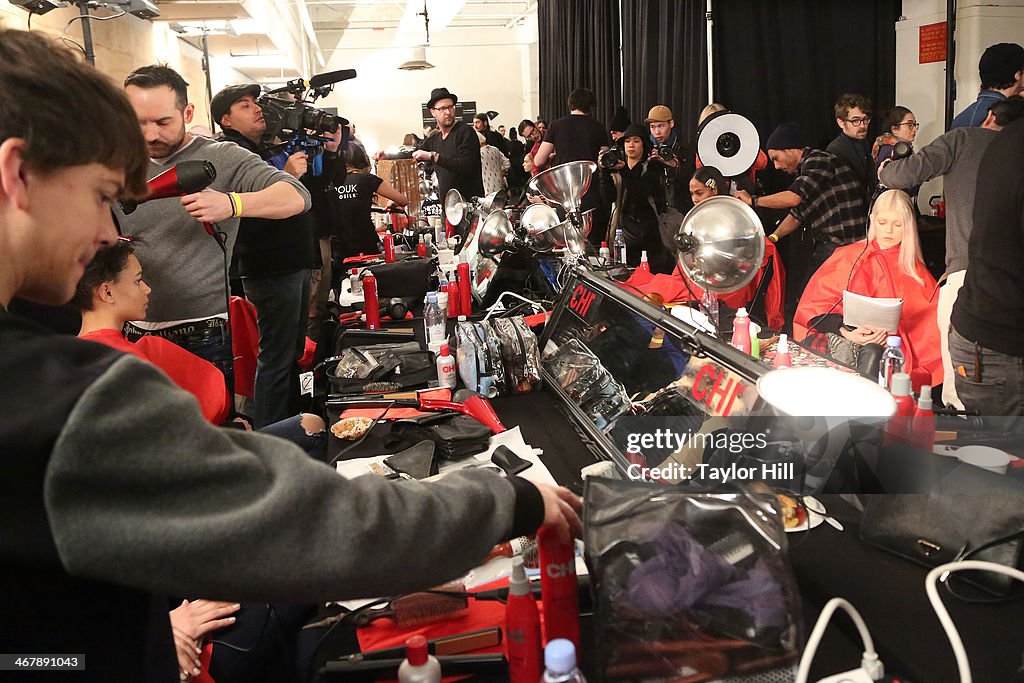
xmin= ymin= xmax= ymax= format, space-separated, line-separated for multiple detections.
xmin=432 ymin=105 xmax=455 ymax=113
xmin=845 ymin=116 xmax=871 ymax=126
xmin=897 ymin=121 xmax=921 ymax=129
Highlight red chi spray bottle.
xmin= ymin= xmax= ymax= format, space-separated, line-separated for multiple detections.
xmin=537 ymin=525 xmax=580 ymax=649
xmin=505 ymin=556 xmax=542 ymax=683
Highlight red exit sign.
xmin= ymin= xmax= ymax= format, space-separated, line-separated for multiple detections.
xmin=920 ymin=22 xmax=947 ymax=64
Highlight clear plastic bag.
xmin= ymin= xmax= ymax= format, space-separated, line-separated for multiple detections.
xmin=583 ymin=478 xmax=802 ymax=681
xmin=544 ymin=340 xmax=630 ymax=431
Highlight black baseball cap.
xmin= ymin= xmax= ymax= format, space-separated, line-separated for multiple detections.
xmin=211 ymin=84 xmax=261 ymax=129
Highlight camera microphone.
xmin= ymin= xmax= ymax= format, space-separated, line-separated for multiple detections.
xmin=120 ymin=160 xmax=216 ymax=214
xmin=307 ymin=68 xmax=357 ymax=88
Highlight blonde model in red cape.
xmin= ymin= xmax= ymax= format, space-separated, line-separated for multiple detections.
xmin=795 ymin=189 xmax=942 ymax=385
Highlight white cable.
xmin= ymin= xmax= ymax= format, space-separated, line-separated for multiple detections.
xmin=925 ymin=560 xmax=1024 ymax=683
xmin=796 ymin=597 xmax=881 ymax=683
xmin=482 ymin=290 xmax=544 ymax=321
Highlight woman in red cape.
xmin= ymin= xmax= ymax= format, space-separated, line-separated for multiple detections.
xmin=794 ymin=189 xmax=942 ymax=385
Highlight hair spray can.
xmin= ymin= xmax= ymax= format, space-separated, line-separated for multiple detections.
xmin=537 ymin=525 xmax=580 ymax=648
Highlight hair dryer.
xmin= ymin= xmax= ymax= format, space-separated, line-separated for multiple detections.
xmin=119 ymin=160 xmax=217 ymax=215
xmin=338 ymin=388 xmax=507 ymax=434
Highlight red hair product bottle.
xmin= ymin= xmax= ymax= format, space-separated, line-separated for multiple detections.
xmin=505 ymin=556 xmax=542 ymax=683
xmin=537 ymin=525 xmax=580 ymax=648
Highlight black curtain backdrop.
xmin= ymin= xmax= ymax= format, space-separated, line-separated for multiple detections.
xmin=714 ymin=0 xmax=902 ymax=152
xmin=620 ymin=0 xmax=708 ymax=145
xmin=537 ymin=0 xmax=622 ymax=128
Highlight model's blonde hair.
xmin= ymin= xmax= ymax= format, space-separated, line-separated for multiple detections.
xmin=698 ymin=103 xmax=727 ymax=125
xmin=868 ymin=189 xmax=924 ymax=286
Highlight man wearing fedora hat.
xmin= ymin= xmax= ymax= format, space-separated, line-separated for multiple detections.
xmin=414 ymin=87 xmax=484 ymax=200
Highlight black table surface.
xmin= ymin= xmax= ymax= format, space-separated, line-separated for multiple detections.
xmin=324 ymin=376 xmax=1022 ymax=682
xmin=504 ymin=391 xmax=1024 ymax=682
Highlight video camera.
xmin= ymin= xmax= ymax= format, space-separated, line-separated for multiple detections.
xmin=257 ymin=68 xmax=356 ymax=158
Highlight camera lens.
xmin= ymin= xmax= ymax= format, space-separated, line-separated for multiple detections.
xmin=657 ymin=145 xmax=675 ymax=162
xmin=717 ymin=132 xmax=741 ymax=158
xmin=599 ymin=150 xmax=620 ymax=169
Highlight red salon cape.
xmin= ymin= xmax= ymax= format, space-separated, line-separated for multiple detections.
xmin=794 ymin=240 xmax=942 ymax=385
xmin=624 ymin=237 xmax=786 ymax=331
xmin=80 ymin=328 xmax=231 ymax=425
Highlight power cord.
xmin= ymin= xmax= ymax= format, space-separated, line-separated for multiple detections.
xmin=795 ymin=597 xmax=884 ymax=683
xmin=925 ymin=560 xmax=1024 ymax=683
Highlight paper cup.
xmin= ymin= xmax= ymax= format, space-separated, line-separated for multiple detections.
xmin=956 ymin=445 xmax=1012 ymax=474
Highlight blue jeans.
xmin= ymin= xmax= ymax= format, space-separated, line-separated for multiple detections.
xmin=949 ymin=325 xmax=1024 ymax=417
xmin=123 ymin=318 xmax=233 ymax=396
xmin=258 ymin=414 xmax=326 ymax=462
xmin=242 ymin=270 xmax=311 ymax=429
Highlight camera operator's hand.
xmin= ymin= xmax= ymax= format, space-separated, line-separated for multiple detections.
xmin=412 ymin=149 xmax=434 ymax=163
xmin=284 ymin=152 xmax=309 ymax=179
xmin=181 ymin=190 xmax=234 ymax=223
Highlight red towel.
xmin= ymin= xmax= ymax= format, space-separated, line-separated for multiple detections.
xmin=229 ymin=296 xmax=259 ymax=399
xmin=80 ymin=329 xmax=231 ymax=424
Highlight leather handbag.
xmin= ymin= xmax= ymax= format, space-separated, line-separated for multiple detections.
xmin=649 ymin=196 xmax=686 ymax=254
xmin=859 ymin=462 xmax=1024 ymax=597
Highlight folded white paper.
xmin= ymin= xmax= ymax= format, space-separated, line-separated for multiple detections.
xmin=843 ymin=290 xmax=902 ymax=334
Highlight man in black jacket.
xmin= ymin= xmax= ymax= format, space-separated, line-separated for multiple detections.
xmin=414 ymin=87 xmax=485 ymax=200
xmin=211 ymin=84 xmax=338 ymax=427
xmin=948 ymin=116 xmax=1024 ymax=416
xmin=826 ymin=93 xmax=876 ymax=202
xmin=473 ymin=112 xmax=509 ymax=157
xmin=645 ymin=104 xmax=695 ymax=214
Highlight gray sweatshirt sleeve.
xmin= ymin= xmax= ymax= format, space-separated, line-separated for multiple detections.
xmin=46 ymin=355 xmax=515 ymax=602
xmin=879 ymin=132 xmax=957 ymax=189
xmin=215 ymin=142 xmax=312 ymax=213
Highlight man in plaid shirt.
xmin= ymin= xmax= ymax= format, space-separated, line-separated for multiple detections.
xmin=737 ymin=122 xmax=868 ymax=289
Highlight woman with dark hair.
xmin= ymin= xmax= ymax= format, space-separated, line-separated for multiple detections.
xmin=323 ymin=143 xmax=408 ymax=283
xmin=689 ymin=165 xmax=729 ymax=205
xmin=873 ymin=106 xmax=919 ymax=168
xmin=600 ymin=123 xmax=674 ymax=272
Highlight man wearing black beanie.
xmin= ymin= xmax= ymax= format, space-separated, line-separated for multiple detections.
xmin=736 ymin=122 xmax=868 ymax=291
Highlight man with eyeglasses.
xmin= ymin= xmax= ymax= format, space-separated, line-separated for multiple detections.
xmin=879 ymin=97 xmax=1024 ymax=410
xmin=827 ymin=93 xmax=876 ymax=201
xmin=413 ymin=87 xmax=484 ymax=201
xmin=518 ymin=119 xmax=545 ymax=176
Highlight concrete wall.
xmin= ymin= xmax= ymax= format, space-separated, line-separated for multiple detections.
xmin=896 ymin=0 xmax=1024 ymax=210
